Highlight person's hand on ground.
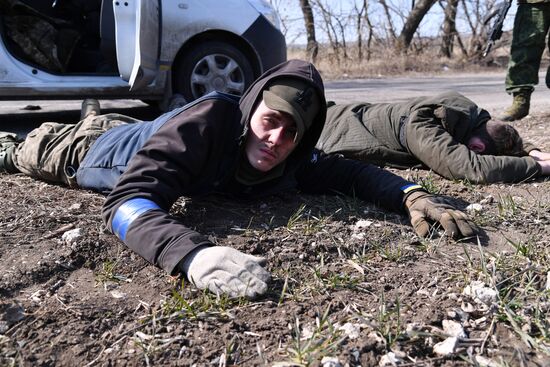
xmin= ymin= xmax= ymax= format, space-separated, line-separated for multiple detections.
xmin=529 ymin=150 xmax=550 ymax=162
xmin=536 ymin=159 xmax=550 ymax=175
xmin=180 ymin=246 xmax=270 ymax=299
xmin=404 ymin=190 xmax=479 ymax=239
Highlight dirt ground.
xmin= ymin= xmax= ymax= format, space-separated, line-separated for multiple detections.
xmin=1 ymin=113 xmax=549 ymax=366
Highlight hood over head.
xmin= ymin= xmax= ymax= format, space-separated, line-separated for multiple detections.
xmin=238 ymin=59 xmax=327 ymax=174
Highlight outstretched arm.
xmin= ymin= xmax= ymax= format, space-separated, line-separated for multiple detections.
xmin=296 ymin=150 xmax=478 ymax=238
xmin=102 ymin=103 xmax=270 ymax=299
xmin=529 ymin=150 xmax=550 ymax=162
xmin=406 ymin=108 xmax=541 ymax=183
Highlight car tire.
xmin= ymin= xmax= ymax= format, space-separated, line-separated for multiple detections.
xmin=174 ymin=41 xmax=255 ymax=101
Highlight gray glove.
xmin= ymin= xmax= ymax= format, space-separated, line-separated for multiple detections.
xmin=180 ymin=246 xmax=271 ymax=299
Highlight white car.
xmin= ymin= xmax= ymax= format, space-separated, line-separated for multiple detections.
xmin=0 ymin=0 xmax=286 ymax=109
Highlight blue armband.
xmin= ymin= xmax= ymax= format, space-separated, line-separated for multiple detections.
xmin=400 ymin=183 xmax=423 ymax=194
xmin=111 ymin=198 xmax=162 ymax=241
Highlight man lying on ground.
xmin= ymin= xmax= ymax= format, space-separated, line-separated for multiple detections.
xmin=316 ymin=91 xmax=550 ymax=183
xmin=0 ymin=60 xmax=477 ymax=299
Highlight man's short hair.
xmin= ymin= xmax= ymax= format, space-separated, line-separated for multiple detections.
xmin=473 ymin=120 xmax=523 ymax=156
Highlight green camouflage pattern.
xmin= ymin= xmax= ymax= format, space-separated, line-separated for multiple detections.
xmin=0 ymin=0 xmax=80 ymax=72
xmin=13 ymin=114 xmax=138 ymax=187
xmin=505 ymin=3 xmax=550 ymax=93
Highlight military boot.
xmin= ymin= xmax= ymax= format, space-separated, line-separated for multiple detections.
xmin=81 ymin=99 xmax=101 ymax=119
xmin=500 ymin=92 xmax=531 ymax=122
xmin=0 ymin=133 xmax=20 ymax=173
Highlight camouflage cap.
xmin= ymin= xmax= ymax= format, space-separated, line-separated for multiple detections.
xmin=263 ymin=77 xmax=321 ymax=143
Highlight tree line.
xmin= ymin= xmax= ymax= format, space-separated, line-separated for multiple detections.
xmin=272 ymin=0 xmax=504 ymax=64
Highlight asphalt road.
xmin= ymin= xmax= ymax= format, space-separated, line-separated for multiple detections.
xmin=1 ymin=70 xmax=549 ymax=136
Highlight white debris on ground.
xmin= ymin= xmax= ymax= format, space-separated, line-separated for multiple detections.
xmin=351 ymin=219 xmax=378 ymax=240
xmin=466 ymin=203 xmax=483 ymax=213
xmin=463 ymin=281 xmax=498 ymax=305
xmin=321 ymin=356 xmax=342 ymax=367
xmin=442 ymin=319 xmax=467 ymax=338
xmin=379 ymin=351 xmax=404 ymax=366
xmin=433 ymin=336 xmax=458 ymax=355
xmin=337 ymin=322 xmax=361 ymax=339
xmin=61 ymin=228 xmax=84 ymax=246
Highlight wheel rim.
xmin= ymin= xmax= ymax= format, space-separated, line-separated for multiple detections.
xmin=190 ymin=54 xmax=246 ymax=99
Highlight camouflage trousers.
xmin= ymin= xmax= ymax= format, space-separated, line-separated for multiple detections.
xmin=505 ymin=3 xmax=550 ymax=94
xmin=13 ymin=114 xmax=138 ymax=187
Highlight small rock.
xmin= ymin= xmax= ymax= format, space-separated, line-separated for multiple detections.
xmin=442 ymin=320 xmax=466 ymax=338
xmin=474 ymin=316 xmax=487 ymax=327
xmin=379 ymin=351 xmax=403 ymax=366
xmin=546 ymin=271 xmax=550 ymax=291
xmin=475 ymin=355 xmax=499 ymax=367
xmin=463 ymin=281 xmax=497 ymax=305
xmin=0 ymin=321 xmax=9 ymax=334
xmin=353 ymin=220 xmax=373 ymax=230
xmin=61 ymin=228 xmax=84 ymax=245
xmin=338 ymin=322 xmax=360 ymax=339
xmin=321 ymin=356 xmax=342 ymax=367
xmin=110 ymin=290 xmax=127 ymax=299
xmin=68 ymin=203 xmax=82 ymax=211
xmin=352 ymin=232 xmax=365 ymax=240
xmin=433 ymin=336 xmax=458 ymax=355
xmin=466 ymin=203 xmax=483 ymax=213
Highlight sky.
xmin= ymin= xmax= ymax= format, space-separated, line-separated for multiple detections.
xmin=270 ymin=0 xmax=516 ymax=46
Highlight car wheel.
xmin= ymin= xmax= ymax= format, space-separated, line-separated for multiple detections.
xmin=174 ymin=41 xmax=255 ymax=101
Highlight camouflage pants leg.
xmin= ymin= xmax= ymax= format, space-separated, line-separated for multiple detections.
xmin=13 ymin=113 xmax=139 ymax=187
xmin=505 ymin=3 xmax=550 ymax=94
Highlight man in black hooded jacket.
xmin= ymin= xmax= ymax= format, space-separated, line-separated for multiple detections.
xmin=0 ymin=60 xmax=477 ymax=298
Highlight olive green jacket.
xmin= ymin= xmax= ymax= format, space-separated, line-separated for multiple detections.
xmin=316 ymin=92 xmax=541 ymax=183
xmin=518 ymin=1 xmax=550 ymax=4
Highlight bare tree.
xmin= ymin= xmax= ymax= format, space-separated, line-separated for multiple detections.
xmin=378 ymin=0 xmax=398 ymax=42
xmin=311 ymin=0 xmax=349 ymax=64
xmin=459 ymin=0 xmax=497 ymax=59
xmin=439 ymin=0 xmax=459 ymax=57
xmin=396 ymin=0 xmax=437 ymax=52
xmin=299 ymin=0 xmax=319 ymax=63
xmin=353 ymin=0 xmax=365 ymax=61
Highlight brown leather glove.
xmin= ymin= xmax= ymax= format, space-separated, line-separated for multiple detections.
xmin=404 ymin=190 xmax=478 ymax=239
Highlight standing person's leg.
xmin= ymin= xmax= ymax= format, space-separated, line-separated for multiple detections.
xmin=12 ymin=113 xmax=138 ymax=187
xmin=502 ymin=3 xmax=550 ymax=121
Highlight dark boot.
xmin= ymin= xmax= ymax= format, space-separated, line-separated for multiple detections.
xmin=81 ymin=99 xmax=101 ymax=119
xmin=500 ymin=92 xmax=531 ymax=122
xmin=0 ymin=133 xmax=20 ymax=173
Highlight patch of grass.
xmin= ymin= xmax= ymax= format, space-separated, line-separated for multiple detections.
xmin=94 ymin=260 xmax=129 ymax=287
xmin=409 ymin=171 xmax=441 ymax=195
xmin=378 ymin=243 xmax=404 ymax=262
xmin=286 ymin=203 xmax=334 ymax=236
xmin=280 ymin=305 xmax=346 ymax=366
xmin=375 ymin=293 xmax=404 ymax=347
xmin=161 ymin=279 xmax=244 ymax=319
xmin=460 ymin=239 xmax=550 ymax=358
xmin=496 ymin=193 xmax=521 ymax=219
xmin=506 ymin=237 xmax=534 ymax=258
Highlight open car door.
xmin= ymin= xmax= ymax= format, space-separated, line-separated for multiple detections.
xmin=112 ymin=0 xmax=160 ymax=91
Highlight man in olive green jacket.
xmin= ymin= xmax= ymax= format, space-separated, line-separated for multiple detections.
xmin=501 ymin=0 xmax=550 ymax=121
xmin=316 ymin=91 xmax=550 ymax=184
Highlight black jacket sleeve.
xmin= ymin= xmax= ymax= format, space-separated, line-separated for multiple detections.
xmin=102 ymin=101 xmax=235 ymax=275
xmin=295 ymin=150 xmax=417 ymax=214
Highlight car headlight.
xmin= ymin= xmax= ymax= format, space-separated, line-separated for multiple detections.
xmin=247 ymin=0 xmax=282 ymax=30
